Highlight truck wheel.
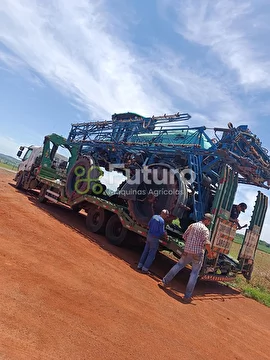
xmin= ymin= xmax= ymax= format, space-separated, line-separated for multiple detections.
xmin=15 ymin=173 xmax=24 ymax=189
xmin=38 ymin=185 xmax=48 ymax=203
xmin=86 ymin=207 xmax=109 ymax=233
xmin=105 ymin=214 xmax=128 ymax=246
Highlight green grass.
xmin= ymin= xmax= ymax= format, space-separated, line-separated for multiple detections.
xmin=229 ymin=241 xmax=270 ymax=307
xmin=0 ymin=162 xmax=17 ymax=171
xmin=230 ymin=276 xmax=270 ymax=307
xmin=234 ymin=233 xmax=270 ymax=254
xmin=242 ymin=286 xmax=270 ymax=307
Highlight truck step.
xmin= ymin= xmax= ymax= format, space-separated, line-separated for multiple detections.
xmin=45 ymin=189 xmax=60 ymax=203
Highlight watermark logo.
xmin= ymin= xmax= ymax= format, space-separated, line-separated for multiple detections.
xmin=74 ymin=163 xmax=196 ymax=196
xmin=107 ymin=164 xmax=196 ymax=186
xmin=74 ymin=165 xmax=104 ymax=195
xmin=118 ymin=188 xmax=185 ymax=197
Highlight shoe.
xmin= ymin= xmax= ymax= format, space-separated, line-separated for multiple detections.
xmin=141 ymin=270 xmax=151 ymax=275
xmin=158 ymin=281 xmax=168 ymax=289
xmin=181 ymin=296 xmax=192 ymax=304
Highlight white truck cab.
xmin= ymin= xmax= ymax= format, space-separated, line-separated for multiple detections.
xmin=15 ymin=145 xmax=69 ymax=190
xmin=14 ymin=146 xmax=43 ymax=190
xmin=17 ymin=146 xmax=43 ymax=173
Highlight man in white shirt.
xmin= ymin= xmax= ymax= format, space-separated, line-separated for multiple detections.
xmin=158 ymin=213 xmax=214 ymax=303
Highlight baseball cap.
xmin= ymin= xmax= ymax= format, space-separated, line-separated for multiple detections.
xmin=161 ymin=209 xmax=170 ymax=216
xmin=203 ymin=213 xmax=213 ymax=221
xmin=239 ymin=203 xmax=247 ymax=212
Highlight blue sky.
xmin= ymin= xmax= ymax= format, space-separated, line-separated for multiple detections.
xmin=0 ymin=0 xmax=270 ymax=241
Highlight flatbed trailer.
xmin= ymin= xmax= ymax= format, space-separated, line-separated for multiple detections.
xmin=35 ymin=171 xmax=264 ymax=283
xmin=36 ymin=174 xmax=184 ymax=249
xmin=14 ymin=113 xmax=269 ymax=283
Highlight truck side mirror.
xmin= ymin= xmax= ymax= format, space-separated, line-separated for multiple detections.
xmin=17 ymin=150 xmax=23 ymax=157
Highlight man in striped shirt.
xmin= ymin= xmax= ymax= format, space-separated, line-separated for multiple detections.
xmin=159 ymin=213 xmax=213 ymax=303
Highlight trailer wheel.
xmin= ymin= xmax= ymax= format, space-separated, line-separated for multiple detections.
xmin=38 ymin=185 xmax=48 ymax=203
xmin=105 ymin=214 xmax=128 ymax=246
xmin=86 ymin=207 xmax=109 ymax=233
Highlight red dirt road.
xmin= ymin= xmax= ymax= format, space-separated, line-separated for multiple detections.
xmin=1 ymin=168 xmax=270 ymax=360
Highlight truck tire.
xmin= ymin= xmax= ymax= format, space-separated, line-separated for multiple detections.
xmin=86 ymin=207 xmax=109 ymax=233
xmin=105 ymin=214 xmax=128 ymax=246
xmin=38 ymin=185 xmax=48 ymax=203
xmin=122 ymin=163 xmax=188 ymax=226
xmin=15 ymin=172 xmax=24 ymax=190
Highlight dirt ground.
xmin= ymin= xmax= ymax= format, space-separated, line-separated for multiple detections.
xmin=0 ymin=168 xmax=270 ymax=360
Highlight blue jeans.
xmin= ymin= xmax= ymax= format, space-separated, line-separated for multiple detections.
xmin=138 ymin=234 xmax=159 ymax=272
xmin=163 ymin=252 xmax=204 ymax=298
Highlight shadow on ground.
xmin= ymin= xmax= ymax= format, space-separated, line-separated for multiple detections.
xmin=9 ymin=183 xmax=241 ymax=301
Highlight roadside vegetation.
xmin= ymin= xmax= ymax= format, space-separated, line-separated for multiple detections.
xmin=229 ymin=237 xmax=270 ymax=307
xmin=0 ymin=162 xmax=17 ymax=171
xmin=0 ymin=153 xmax=20 ymax=171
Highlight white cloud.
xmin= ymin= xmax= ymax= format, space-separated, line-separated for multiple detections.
xmin=0 ymin=0 xmax=171 ymax=118
xmin=0 ymin=129 xmax=45 ymax=158
xmin=235 ymin=185 xmax=270 ymax=243
xmin=0 ymin=50 xmax=44 ymax=87
xmin=0 ymin=0 xmax=246 ymax=124
xmin=0 ymin=135 xmax=20 ymax=158
xmin=150 ymin=47 xmax=245 ymax=125
xmin=164 ymin=0 xmax=270 ymax=89
xmin=0 ymin=50 xmax=24 ymax=69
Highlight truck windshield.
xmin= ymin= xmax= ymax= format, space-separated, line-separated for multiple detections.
xmin=22 ymin=148 xmax=33 ymax=161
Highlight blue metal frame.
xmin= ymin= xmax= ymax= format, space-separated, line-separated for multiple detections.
xmin=66 ymin=112 xmax=270 ymax=221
